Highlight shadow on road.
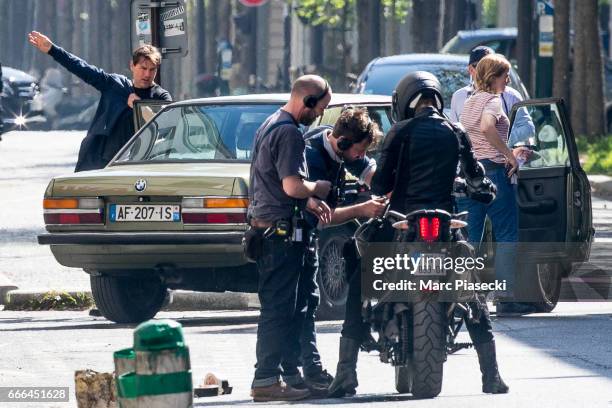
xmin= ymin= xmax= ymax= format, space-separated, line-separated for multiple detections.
xmin=491 ymin=310 xmax=612 ymax=379
xmin=194 ymin=393 xmax=425 ymax=406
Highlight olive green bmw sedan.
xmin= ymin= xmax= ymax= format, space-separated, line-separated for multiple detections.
xmin=38 ymin=93 xmax=394 ymax=323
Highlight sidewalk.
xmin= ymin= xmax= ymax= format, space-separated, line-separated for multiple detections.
xmin=588 ymin=174 xmax=612 ymax=196
xmin=1 ymin=287 xmax=260 ymax=312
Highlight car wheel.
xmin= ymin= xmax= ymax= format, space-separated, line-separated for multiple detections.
xmin=90 ymin=274 xmax=167 ymax=324
xmin=531 ymin=262 xmax=562 ymax=312
xmin=316 ymin=225 xmax=354 ymax=320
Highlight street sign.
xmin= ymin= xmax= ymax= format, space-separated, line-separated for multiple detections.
xmin=535 ymin=0 xmax=553 ymax=98
xmin=537 ymin=0 xmax=554 ymax=57
xmin=238 ymin=0 xmax=269 ymax=6
xmin=130 ymin=0 xmax=189 ymax=59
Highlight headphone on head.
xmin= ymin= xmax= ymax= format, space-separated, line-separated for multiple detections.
xmin=303 ymin=80 xmax=330 ymax=109
xmin=336 ymin=105 xmax=373 ymax=151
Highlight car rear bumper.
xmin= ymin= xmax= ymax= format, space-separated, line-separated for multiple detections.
xmin=38 ymin=231 xmax=244 ymax=245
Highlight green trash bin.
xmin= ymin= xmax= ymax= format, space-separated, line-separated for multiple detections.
xmin=117 ymin=320 xmax=193 ymax=408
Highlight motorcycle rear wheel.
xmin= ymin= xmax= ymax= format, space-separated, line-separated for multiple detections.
xmin=395 ymin=301 xmax=445 ymax=398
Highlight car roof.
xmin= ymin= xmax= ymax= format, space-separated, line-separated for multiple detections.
xmin=171 ymin=93 xmax=391 ymax=107
xmin=1 ymin=66 xmax=36 ymax=83
xmin=455 ymin=27 xmax=517 ymax=40
xmin=370 ymin=53 xmax=469 ymax=66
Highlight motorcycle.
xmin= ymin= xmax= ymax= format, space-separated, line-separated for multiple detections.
xmin=355 ymin=206 xmax=482 ymax=398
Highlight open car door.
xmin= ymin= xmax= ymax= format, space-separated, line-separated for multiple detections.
xmin=133 ymin=99 xmax=170 ymax=131
xmin=508 ymin=98 xmax=594 ymax=310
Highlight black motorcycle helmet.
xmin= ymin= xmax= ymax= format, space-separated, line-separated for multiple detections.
xmin=391 ymin=71 xmax=444 ymax=122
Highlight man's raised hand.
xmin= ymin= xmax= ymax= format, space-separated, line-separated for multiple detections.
xmin=28 ymin=31 xmax=53 ymax=54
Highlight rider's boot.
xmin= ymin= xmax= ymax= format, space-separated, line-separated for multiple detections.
xmin=475 ymin=340 xmax=509 ymax=394
xmin=328 ymin=337 xmax=360 ymax=397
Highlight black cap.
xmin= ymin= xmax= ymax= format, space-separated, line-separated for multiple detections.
xmin=469 ymin=46 xmax=494 ymax=66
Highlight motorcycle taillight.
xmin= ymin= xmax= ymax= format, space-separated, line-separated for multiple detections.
xmin=418 ymin=217 xmax=440 ymax=242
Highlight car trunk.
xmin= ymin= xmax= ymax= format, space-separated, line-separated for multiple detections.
xmin=48 ymin=162 xmax=250 ymax=232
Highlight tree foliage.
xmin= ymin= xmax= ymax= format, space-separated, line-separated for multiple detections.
xmin=294 ymin=0 xmax=355 ymax=26
xmin=382 ymin=0 xmax=411 ymax=22
xmin=293 ymin=0 xmax=411 ymax=26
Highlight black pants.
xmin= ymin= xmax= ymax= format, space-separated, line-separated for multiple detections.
xmin=464 ymin=300 xmax=494 ymax=344
xmin=297 ymin=233 xmax=324 ymax=378
xmin=341 ymin=239 xmax=494 ymax=345
xmin=341 ymin=239 xmax=370 ymax=341
xmin=252 ymin=237 xmax=309 ymax=388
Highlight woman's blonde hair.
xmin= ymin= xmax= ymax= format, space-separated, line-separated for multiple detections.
xmin=474 ymin=54 xmax=511 ymax=94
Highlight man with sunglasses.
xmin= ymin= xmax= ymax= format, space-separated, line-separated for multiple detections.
xmin=449 ymin=46 xmax=535 ymax=147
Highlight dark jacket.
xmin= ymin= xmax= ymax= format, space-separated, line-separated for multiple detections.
xmin=302 ymin=126 xmax=375 ymax=226
xmin=371 ymin=106 xmax=483 ymax=214
xmin=48 ymin=45 xmax=171 ymax=171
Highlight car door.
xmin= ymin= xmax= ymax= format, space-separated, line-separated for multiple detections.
xmin=133 ymin=99 xmax=171 ymax=131
xmin=509 ymin=98 xmax=593 ymax=268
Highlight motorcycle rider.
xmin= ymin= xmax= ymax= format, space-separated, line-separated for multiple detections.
xmin=328 ymin=71 xmax=508 ymax=397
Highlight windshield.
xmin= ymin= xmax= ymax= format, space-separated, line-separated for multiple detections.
xmin=114 ymin=103 xmax=281 ymax=163
xmin=361 ymin=64 xmax=469 ymax=107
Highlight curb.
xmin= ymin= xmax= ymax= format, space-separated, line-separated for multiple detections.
xmin=2 ymin=289 xmax=260 ymax=312
xmin=587 ymin=174 xmax=612 ymax=196
xmin=0 ymin=273 xmax=18 ymax=305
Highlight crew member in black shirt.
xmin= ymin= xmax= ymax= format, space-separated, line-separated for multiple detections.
xmin=247 ymin=75 xmax=333 ymax=402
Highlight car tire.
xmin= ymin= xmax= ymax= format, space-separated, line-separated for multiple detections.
xmin=531 ymin=262 xmax=562 ymax=313
xmin=90 ymin=274 xmax=167 ymax=324
xmin=315 ymin=225 xmax=354 ymax=320
xmin=516 ymin=262 xmax=562 ymax=313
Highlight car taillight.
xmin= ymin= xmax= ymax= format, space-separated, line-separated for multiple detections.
xmin=43 ymin=198 xmax=104 ymax=224
xmin=418 ymin=217 xmax=440 ymax=242
xmin=181 ymin=197 xmax=248 ymax=224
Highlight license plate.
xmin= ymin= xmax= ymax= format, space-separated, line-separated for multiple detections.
xmin=109 ymin=204 xmax=180 ymax=222
xmin=414 ymin=253 xmax=446 ymax=276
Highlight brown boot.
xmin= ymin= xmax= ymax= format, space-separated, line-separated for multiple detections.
xmin=251 ymin=381 xmax=311 ymax=402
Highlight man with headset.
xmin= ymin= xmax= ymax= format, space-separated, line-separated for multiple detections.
xmin=247 ymin=75 xmax=333 ymax=402
xmin=296 ymin=106 xmax=386 ymax=396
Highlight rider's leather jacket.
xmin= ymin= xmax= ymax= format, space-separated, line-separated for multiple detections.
xmin=371 ymin=106 xmax=494 ymax=214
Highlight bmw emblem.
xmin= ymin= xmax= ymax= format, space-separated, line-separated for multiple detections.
xmin=134 ymin=179 xmax=147 ymax=192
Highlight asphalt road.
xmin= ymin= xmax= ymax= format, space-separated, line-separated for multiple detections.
xmin=0 ymin=130 xmax=87 ymax=290
xmin=0 ymin=304 xmax=610 ymax=408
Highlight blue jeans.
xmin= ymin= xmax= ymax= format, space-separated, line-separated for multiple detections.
xmin=456 ymin=164 xmax=518 ymax=296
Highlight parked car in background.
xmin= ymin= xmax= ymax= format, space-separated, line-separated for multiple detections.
xmin=37 ymin=93 xmax=394 ymax=323
xmin=0 ymin=65 xmax=47 ymax=130
xmin=440 ymin=27 xmax=518 ymax=59
xmin=441 ymin=28 xmax=612 ymax=131
xmin=354 ymin=53 xmax=530 ymax=115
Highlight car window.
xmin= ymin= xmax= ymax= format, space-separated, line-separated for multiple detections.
xmin=319 ymin=105 xmax=392 ymax=135
xmin=480 ymin=40 xmax=503 ymax=53
xmin=511 ymin=103 xmax=570 ymax=169
xmin=113 ymin=103 xmax=281 ymax=163
xmin=361 ymin=63 xmax=470 ymax=108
